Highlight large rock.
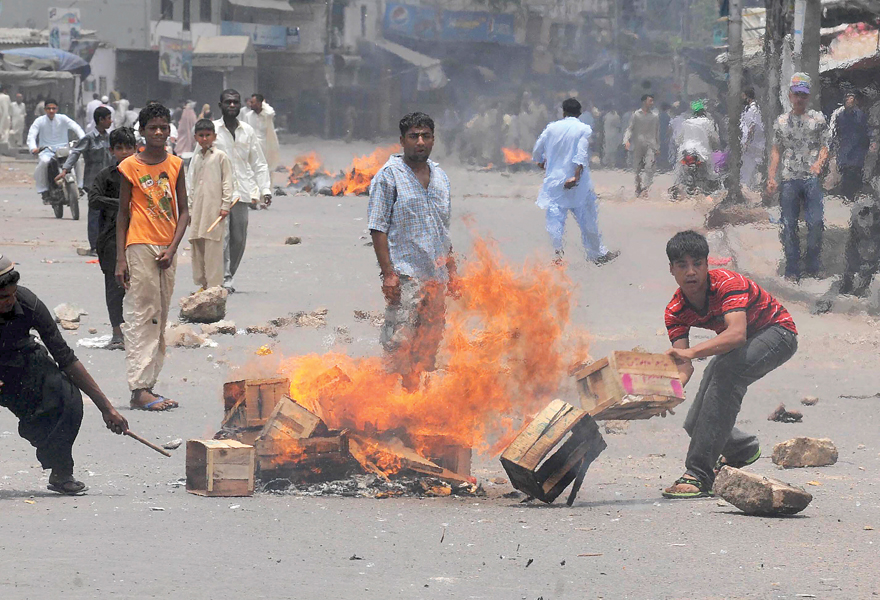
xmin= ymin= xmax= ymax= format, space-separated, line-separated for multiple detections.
xmin=714 ymin=466 xmax=812 ymax=516
xmin=179 ymin=286 xmax=228 ymax=323
xmin=53 ymin=303 xmax=87 ymax=323
xmin=772 ymin=437 xmax=838 ymax=468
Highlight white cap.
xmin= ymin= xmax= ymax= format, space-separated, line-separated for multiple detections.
xmin=101 ymin=95 xmax=110 ymax=103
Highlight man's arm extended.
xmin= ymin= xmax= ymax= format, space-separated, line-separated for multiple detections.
xmin=667 ymin=311 xmax=748 ymax=364
xmin=666 ymin=337 xmax=694 ymax=387
xmin=766 ymin=143 xmax=781 ymax=194
xmin=60 ymin=133 xmax=90 ymax=176
xmin=64 ymin=361 xmax=128 ymax=434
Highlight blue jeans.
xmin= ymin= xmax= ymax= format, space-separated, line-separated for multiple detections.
xmin=779 ymin=177 xmax=824 ymax=276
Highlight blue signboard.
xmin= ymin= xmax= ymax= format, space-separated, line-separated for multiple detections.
xmin=221 ymin=21 xmax=298 ymax=49
xmin=383 ymin=3 xmax=516 ymax=45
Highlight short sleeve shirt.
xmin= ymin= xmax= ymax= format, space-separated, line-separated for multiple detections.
xmin=367 ymin=155 xmax=451 ymax=282
xmin=118 ymin=154 xmax=183 ymax=248
xmin=774 ymin=110 xmax=830 ymax=181
xmin=665 ymin=269 xmax=797 ymax=343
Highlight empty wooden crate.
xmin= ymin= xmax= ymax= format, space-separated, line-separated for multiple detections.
xmin=500 ymin=400 xmax=606 ymax=503
xmin=573 ymin=351 xmax=685 ymax=420
xmin=186 ymin=439 xmax=255 ymax=497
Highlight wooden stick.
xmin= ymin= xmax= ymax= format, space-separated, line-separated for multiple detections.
xmin=125 ymin=430 xmax=172 ymax=457
xmin=205 ymin=197 xmax=240 ymax=233
xmin=566 ymin=457 xmax=591 ymax=507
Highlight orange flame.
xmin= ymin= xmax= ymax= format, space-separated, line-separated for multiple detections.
xmin=275 ymin=235 xmax=590 ymax=456
xmin=502 ymin=147 xmax=532 ymax=165
xmin=288 ymin=151 xmax=330 ymax=185
xmin=331 ymin=145 xmax=398 ymax=196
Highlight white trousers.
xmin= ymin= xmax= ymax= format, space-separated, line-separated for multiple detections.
xmin=545 ymin=200 xmax=608 ymax=261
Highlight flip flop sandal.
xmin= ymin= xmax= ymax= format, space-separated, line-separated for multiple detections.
xmin=106 ymin=338 xmax=125 ymax=351
xmin=47 ymin=479 xmax=89 ymax=495
xmin=130 ymin=396 xmax=178 ymax=411
xmin=715 ymin=447 xmax=762 ymax=473
xmin=662 ymin=477 xmax=714 ymax=499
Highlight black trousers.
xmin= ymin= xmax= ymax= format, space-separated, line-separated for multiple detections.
xmin=839 ymin=166 xmax=864 ymax=201
xmin=98 ymin=241 xmax=125 ymax=328
xmin=0 ymin=346 xmax=84 ymax=472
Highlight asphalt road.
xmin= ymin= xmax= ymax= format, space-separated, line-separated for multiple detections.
xmin=1 ymin=146 xmax=878 ymax=599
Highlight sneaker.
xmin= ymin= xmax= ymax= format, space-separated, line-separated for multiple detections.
xmin=594 ymin=250 xmax=620 ymax=266
xmin=76 ymin=247 xmax=92 ymax=256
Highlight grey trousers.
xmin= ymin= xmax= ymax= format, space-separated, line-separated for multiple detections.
xmin=633 ymin=144 xmax=655 ymax=191
xmin=223 ymin=201 xmax=250 ymax=286
xmin=683 ymin=325 xmax=798 ymax=488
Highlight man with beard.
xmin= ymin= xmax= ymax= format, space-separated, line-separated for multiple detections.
xmin=368 ymin=112 xmax=458 ymax=392
xmin=212 ymin=89 xmax=271 ymax=292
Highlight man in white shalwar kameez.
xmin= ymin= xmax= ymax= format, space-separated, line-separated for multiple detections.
xmin=532 ymin=98 xmax=619 ymax=266
xmin=241 ymin=94 xmax=279 ymax=173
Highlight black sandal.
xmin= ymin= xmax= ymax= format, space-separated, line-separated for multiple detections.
xmin=47 ymin=478 xmax=88 ymax=495
xmin=662 ymin=476 xmax=714 ymax=499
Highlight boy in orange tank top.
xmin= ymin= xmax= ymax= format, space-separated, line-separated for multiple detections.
xmin=115 ymin=103 xmax=189 ymax=411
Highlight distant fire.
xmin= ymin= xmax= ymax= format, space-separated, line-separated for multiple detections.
xmin=274 ymin=235 xmax=590 ymax=458
xmin=502 ymin=147 xmax=532 ymax=165
xmin=331 ymin=145 xmax=398 ymax=196
xmin=288 ymin=152 xmax=329 ymax=185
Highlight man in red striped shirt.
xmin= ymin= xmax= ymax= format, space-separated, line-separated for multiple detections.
xmin=661 ymin=231 xmax=799 ymax=499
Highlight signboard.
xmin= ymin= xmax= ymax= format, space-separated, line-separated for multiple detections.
xmin=442 ymin=10 xmax=515 ymax=44
xmin=48 ymin=7 xmax=81 ymax=52
xmin=158 ymin=37 xmax=193 ymax=86
xmin=221 ymin=21 xmax=299 ymax=49
xmin=383 ymin=3 xmax=516 ymax=44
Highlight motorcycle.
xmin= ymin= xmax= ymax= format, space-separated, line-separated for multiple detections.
xmin=671 ymin=149 xmax=718 ymax=199
xmin=42 ymin=144 xmax=80 ymax=220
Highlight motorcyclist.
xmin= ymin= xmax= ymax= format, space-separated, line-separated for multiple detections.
xmin=672 ymin=100 xmax=720 ymax=195
xmin=26 ymin=98 xmax=85 ymax=204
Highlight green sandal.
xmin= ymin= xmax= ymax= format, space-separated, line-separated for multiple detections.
xmin=715 ymin=447 xmax=761 ymax=473
xmin=662 ymin=477 xmax=714 ymax=499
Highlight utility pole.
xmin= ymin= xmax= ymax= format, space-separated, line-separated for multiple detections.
xmin=762 ymin=0 xmax=786 ymax=204
xmin=802 ymin=0 xmax=822 ymax=110
xmin=726 ymin=0 xmax=744 ymax=203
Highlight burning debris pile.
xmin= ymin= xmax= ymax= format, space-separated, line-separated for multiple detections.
xmin=286 ymin=146 xmax=397 ymax=196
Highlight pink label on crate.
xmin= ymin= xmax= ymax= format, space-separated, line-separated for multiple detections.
xmin=671 ymin=379 xmax=683 ymax=397
xmin=621 ymin=373 xmax=634 ymax=395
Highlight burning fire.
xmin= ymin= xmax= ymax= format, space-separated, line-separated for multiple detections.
xmin=331 ymin=145 xmax=398 ymax=196
xmin=502 ymin=147 xmax=532 ymax=165
xmin=274 ymin=235 xmax=590 ymax=457
xmin=288 ymin=152 xmax=329 ymax=185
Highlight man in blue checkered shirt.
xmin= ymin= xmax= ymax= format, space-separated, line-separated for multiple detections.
xmin=368 ymin=112 xmax=458 ymax=392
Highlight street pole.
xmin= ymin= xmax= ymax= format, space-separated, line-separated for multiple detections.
xmin=726 ymin=0 xmax=744 ymax=203
xmin=762 ymin=0 xmax=786 ymax=204
xmin=802 ymin=0 xmax=822 ymax=110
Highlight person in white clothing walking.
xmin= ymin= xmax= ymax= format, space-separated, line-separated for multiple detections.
xmin=740 ymin=88 xmax=765 ymax=190
xmin=241 ymin=94 xmax=280 ymax=174
xmin=532 ymin=98 xmax=619 ymax=266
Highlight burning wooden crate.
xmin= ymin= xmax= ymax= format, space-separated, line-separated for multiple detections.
xmin=573 ymin=352 xmax=685 ymax=420
xmin=410 ymin=434 xmax=472 ymax=479
xmin=186 ymin=439 xmax=255 ymax=497
xmin=254 ymin=397 xmax=354 ymax=482
xmin=222 ymin=377 xmax=290 ymax=444
xmin=500 ymin=399 xmax=606 ymax=504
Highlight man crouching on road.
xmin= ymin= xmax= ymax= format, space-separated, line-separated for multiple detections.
xmin=0 ymin=255 xmax=128 ymax=495
xmin=661 ymin=231 xmax=798 ymax=499
xmin=368 ymin=112 xmax=458 ymax=392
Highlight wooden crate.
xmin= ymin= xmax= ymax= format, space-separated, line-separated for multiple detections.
xmin=222 ymin=377 xmax=290 ymax=429
xmin=573 ymin=352 xmax=685 ymax=420
xmin=256 ymin=431 xmax=352 ymax=482
xmin=500 ymin=400 xmax=606 ymax=504
xmin=186 ymin=439 xmax=255 ymax=497
xmin=410 ymin=434 xmax=472 ymax=478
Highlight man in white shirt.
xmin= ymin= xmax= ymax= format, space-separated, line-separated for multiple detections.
xmin=27 ymin=98 xmax=85 ymax=203
xmin=0 ymin=87 xmax=11 ymax=145
xmin=113 ymin=93 xmax=129 ymax=129
xmin=532 ymin=97 xmax=618 ymax=266
xmin=673 ymin=100 xmax=720 ymax=192
xmin=85 ymin=93 xmax=101 ymax=133
xmin=241 ymin=94 xmax=280 ymax=175
xmin=212 ymin=89 xmax=272 ymax=292
xmin=740 ymin=88 xmax=765 ymax=190
xmin=9 ymin=93 xmax=26 ymax=147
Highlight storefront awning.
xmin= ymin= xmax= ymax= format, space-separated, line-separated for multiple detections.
xmin=371 ymin=39 xmax=447 ymax=91
xmin=226 ymin=0 xmax=294 ymax=11
xmin=193 ymin=35 xmax=257 ymax=69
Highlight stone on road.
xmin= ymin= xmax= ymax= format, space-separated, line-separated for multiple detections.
xmin=772 ymin=437 xmax=839 ymax=468
xmin=179 ymin=286 xmax=228 ymax=323
xmin=714 ymin=466 xmax=813 ymax=516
